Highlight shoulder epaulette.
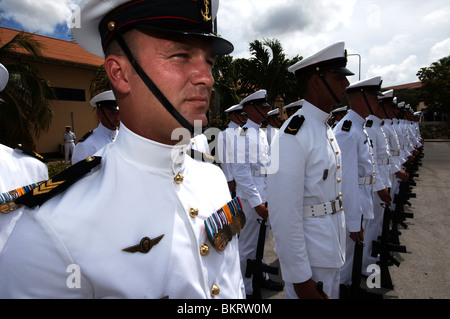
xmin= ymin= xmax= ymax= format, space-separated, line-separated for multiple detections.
xmin=240 ymin=127 xmax=248 ymax=136
xmin=365 ymin=120 xmax=373 ymax=127
xmin=284 ymin=115 xmax=305 ymax=135
xmin=15 ymin=156 xmax=101 ymax=208
xmin=16 ymin=144 xmax=47 ymax=163
xmin=79 ymin=130 xmax=93 ymax=143
xmin=342 ymin=120 xmax=352 ymax=132
xmin=188 ymin=149 xmax=217 ymax=165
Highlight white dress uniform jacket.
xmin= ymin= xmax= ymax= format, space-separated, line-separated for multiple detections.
xmin=0 ymin=144 xmax=48 ymax=252
xmin=334 ymin=110 xmax=377 ymax=285
xmin=267 ymin=101 xmax=346 ymax=286
xmin=0 ymin=124 xmax=244 ymax=299
xmin=72 ymin=123 xmax=119 ymax=164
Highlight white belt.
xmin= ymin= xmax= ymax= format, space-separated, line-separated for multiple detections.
xmin=303 ymin=198 xmax=343 ymax=218
xmin=359 ymin=176 xmax=375 ymax=185
xmin=252 ymin=170 xmax=267 ymax=177
xmin=378 ymin=158 xmax=390 ymax=165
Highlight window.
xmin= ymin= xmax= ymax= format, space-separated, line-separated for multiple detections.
xmin=50 ymin=87 xmax=86 ymax=101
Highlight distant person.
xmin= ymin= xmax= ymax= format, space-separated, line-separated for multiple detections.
xmin=72 ymin=90 xmax=120 ymax=164
xmin=63 ymin=126 xmax=76 ymax=164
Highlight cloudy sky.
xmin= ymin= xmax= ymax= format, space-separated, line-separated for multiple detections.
xmin=0 ymin=0 xmax=449 ymax=87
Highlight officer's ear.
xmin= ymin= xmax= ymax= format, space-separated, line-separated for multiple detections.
xmin=309 ymin=73 xmax=322 ymax=92
xmin=104 ymin=54 xmax=131 ymax=95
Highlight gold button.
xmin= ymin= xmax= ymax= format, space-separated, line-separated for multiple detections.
xmin=174 ymin=173 xmax=184 ymax=184
xmin=200 ymin=244 xmax=210 ymax=256
xmin=330 ymin=138 xmax=334 ymax=142
xmin=335 ymin=150 xmax=339 ymax=155
xmin=337 ymin=178 xmax=341 ymax=183
xmin=211 ymin=284 xmax=220 ymax=297
xmin=189 ymin=207 xmax=199 ymax=218
xmin=337 ymin=164 xmax=341 ymax=169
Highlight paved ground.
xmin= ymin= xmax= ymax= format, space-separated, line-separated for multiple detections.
xmin=261 ymin=140 xmax=450 ymax=299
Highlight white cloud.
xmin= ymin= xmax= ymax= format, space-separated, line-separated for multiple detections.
xmin=0 ymin=0 xmax=448 ymax=87
xmin=429 ymin=38 xmax=450 ymax=63
xmin=366 ymin=55 xmax=421 ymax=86
xmin=0 ymin=0 xmax=75 ymax=35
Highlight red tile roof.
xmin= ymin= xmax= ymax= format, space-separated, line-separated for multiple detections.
xmin=383 ymin=81 xmax=422 ymax=90
xmin=0 ymin=27 xmax=104 ymax=68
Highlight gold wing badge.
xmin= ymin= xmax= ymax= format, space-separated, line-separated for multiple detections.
xmin=122 ymin=234 xmax=164 ymax=254
xmin=201 ymin=0 xmax=212 ymax=22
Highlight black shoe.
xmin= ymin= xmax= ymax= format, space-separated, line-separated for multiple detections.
xmin=262 ymin=278 xmax=283 ymax=291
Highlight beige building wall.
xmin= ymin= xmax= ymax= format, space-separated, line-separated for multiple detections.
xmin=33 ymin=62 xmax=102 ymax=155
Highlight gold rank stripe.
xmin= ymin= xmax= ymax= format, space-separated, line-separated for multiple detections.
xmin=33 ymin=179 xmax=65 ymax=195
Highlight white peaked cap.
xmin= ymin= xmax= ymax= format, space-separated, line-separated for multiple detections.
xmin=288 ymin=42 xmax=354 ymax=77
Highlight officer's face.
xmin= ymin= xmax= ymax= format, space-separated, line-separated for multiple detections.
xmin=113 ymin=30 xmax=216 ymax=145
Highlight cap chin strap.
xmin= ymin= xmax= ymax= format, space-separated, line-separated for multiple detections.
xmin=361 ymin=91 xmax=374 ymax=115
xmin=99 ymin=107 xmax=118 ymax=130
xmin=317 ymin=72 xmax=341 ymax=105
xmin=114 ymin=29 xmax=195 ymax=135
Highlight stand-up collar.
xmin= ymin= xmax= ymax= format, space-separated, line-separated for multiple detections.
xmin=302 ymin=100 xmax=332 ymax=125
xmin=112 ymin=123 xmax=185 ymax=172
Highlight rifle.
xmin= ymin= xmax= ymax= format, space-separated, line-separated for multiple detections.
xmin=340 ymin=241 xmax=383 ymax=299
xmin=245 ymin=218 xmax=279 ymax=299
xmin=372 ymin=203 xmax=406 ymax=290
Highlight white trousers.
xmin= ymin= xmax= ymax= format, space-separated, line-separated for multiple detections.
xmin=65 ymin=142 xmax=75 ymax=163
xmin=362 ymin=194 xmax=384 ymax=275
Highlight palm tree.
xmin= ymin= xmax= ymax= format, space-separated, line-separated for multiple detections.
xmin=237 ymin=39 xmax=302 ymax=106
xmin=0 ymin=31 xmax=54 ymax=150
xmin=212 ymin=54 xmax=242 ymax=110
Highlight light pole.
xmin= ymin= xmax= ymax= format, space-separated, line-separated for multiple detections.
xmin=348 ymin=53 xmax=361 ymax=81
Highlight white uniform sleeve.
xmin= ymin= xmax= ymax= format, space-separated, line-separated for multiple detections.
xmin=335 ymin=132 xmax=362 ymax=232
xmin=232 ymin=134 xmax=263 ymax=208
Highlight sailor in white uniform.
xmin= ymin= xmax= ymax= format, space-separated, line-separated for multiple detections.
xmin=63 ymin=126 xmax=76 ymax=164
xmin=0 ymin=0 xmax=244 ymax=299
xmin=232 ymin=89 xmax=282 ymax=297
xmin=362 ymin=89 xmax=393 ymax=273
xmin=333 ymin=76 xmax=386 ymax=287
xmin=0 ymin=63 xmax=49 ymax=252
xmin=268 ymin=42 xmax=353 ymax=299
xmin=72 ymin=90 xmax=120 ymax=164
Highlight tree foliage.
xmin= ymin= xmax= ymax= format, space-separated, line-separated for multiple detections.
xmin=0 ymin=31 xmax=54 ymax=149
xmin=212 ymin=38 xmax=302 ymax=112
xmin=417 ymin=55 xmax=450 ymax=119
